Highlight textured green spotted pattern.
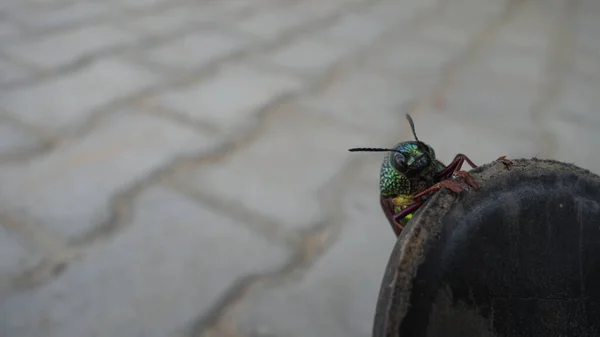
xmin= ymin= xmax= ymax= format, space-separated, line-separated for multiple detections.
xmin=392 ymin=194 xmax=414 ymax=226
xmin=379 ymin=152 xmax=410 ymax=197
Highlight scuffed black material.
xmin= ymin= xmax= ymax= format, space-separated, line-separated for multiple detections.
xmin=372 ymin=159 xmax=600 ymax=337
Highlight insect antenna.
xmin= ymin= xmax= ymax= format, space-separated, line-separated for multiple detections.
xmin=405 ymin=114 xmax=419 ymax=142
xmin=348 ymin=147 xmax=402 ymax=153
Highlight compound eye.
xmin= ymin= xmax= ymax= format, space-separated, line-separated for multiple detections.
xmin=392 ymin=152 xmax=407 ymax=170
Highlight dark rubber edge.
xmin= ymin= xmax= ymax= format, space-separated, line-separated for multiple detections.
xmin=372 ymin=158 xmax=600 ymax=337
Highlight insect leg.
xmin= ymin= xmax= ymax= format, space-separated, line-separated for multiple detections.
xmin=412 ymin=179 xmax=464 ymax=200
xmin=435 ymin=154 xmax=478 ymax=180
xmin=453 ymin=170 xmax=480 ymax=189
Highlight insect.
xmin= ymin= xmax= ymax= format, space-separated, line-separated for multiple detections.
xmin=349 ymin=114 xmax=501 ymax=236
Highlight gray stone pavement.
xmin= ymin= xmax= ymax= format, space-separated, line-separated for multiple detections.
xmin=0 ymin=0 xmax=599 ymax=336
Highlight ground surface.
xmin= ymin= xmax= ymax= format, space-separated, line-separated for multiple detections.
xmin=0 ymin=0 xmax=599 ymax=336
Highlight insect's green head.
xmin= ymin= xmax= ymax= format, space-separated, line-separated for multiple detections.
xmin=378 ymin=140 xmax=436 ymax=196
xmin=348 ymin=114 xmax=436 ymax=197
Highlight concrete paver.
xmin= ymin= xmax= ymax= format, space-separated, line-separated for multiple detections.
xmin=1 ymin=57 xmax=159 ymax=133
xmin=6 ymin=1 xmax=118 ymax=32
xmin=320 ymin=13 xmax=393 ymax=46
xmin=171 ymin=104 xmax=383 ymax=231
xmin=0 ymin=21 xmax=19 ymax=41
xmin=0 ymin=111 xmax=219 ymax=241
xmin=441 ymin=75 xmax=541 ymax=132
xmin=232 ymin=3 xmax=322 ymax=41
xmin=0 ymin=119 xmax=44 ymax=156
xmin=0 ymin=59 xmax=32 ymax=85
xmin=260 ymin=36 xmax=355 ymax=74
xmin=157 ymin=64 xmax=304 ymax=133
xmin=370 ymin=35 xmax=463 ymax=79
xmin=118 ymin=5 xmax=215 ymax=38
xmin=299 ymin=69 xmax=421 ymax=131
xmin=141 ymin=29 xmax=252 ymax=72
xmin=0 ymin=225 xmax=44 ymax=279
xmin=1 ymin=0 xmax=599 ymax=336
xmin=0 ymin=186 xmax=291 ymax=337
xmin=3 ymin=24 xmax=139 ymax=69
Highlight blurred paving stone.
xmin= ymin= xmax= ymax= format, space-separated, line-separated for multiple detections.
xmin=575 ymin=11 xmax=600 ymax=59
xmin=141 ymin=28 xmax=252 ymax=71
xmin=235 ymin=159 xmax=396 ymax=337
xmin=0 ymin=225 xmax=43 ymax=280
xmin=572 ymin=52 xmax=600 ymax=81
xmin=299 ymin=69 xmax=421 ymax=131
xmin=0 ymin=57 xmax=159 ymax=133
xmin=493 ymin=10 xmax=556 ymax=51
xmin=0 ymin=120 xmax=43 ymax=156
xmin=440 ymin=0 xmax=507 ymax=25
xmin=171 ymin=104 xmax=386 ymax=230
xmin=260 ymin=36 xmax=354 ymax=74
xmin=0 ymin=59 xmax=32 ymax=85
xmin=318 ymin=12 xmax=393 ymax=47
xmin=0 ymin=186 xmax=291 ymax=337
xmin=157 ymin=63 xmax=303 ymax=132
xmin=119 ymin=4 xmax=217 ymax=38
xmin=545 ymin=118 xmax=600 ymax=175
xmin=117 ymin=0 xmax=170 ymax=11
xmin=544 ymin=67 xmax=600 ymax=174
xmin=414 ymin=23 xmax=477 ymax=49
xmin=370 ymin=35 xmax=463 ymax=78
xmin=0 ymin=20 xmax=20 ymax=42
xmin=7 ymin=1 xmax=117 ymax=31
xmin=0 ymin=111 xmax=219 ymax=241
xmin=184 ymin=0 xmax=266 ymax=17
xmin=2 ymin=23 xmax=139 ymax=69
xmin=413 ymin=0 xmax=506 ymax=49
xmin=232 ymin=3 xmax=319 ymax=41
xmin=365 ymin=0 xmax=438 ymax=22
xmin=555 ymin=73 xmax=600 ymax=126
xmin=440 ymin=72 xmax=540 ymax=132
xmin=466 ymin=45 xmax=548 ymax=84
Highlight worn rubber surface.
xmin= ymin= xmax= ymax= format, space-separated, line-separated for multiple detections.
xmin=372 ymin=159 xmax=600 ymax=337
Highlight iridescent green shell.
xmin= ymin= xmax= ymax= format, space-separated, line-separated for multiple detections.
xmin=380 ymin=151 xmax=410 ymax=197
xmin=392 ymin=194 xmax=414 ymax=226
xmin=379 ymin=141 xmax=444 ymax=198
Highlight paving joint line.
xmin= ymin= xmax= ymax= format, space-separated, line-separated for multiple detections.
xmin=3 ymin=0 xmax=244 ymax=41
xmin=186 ymin=156 xmax=368 ymax=337
xmin=0 ymin=0 xmax=371 ymax=150
xmin=0 ymin=0 xmax=423 ymax=164
xmin=0 ymin=0 xmax=471 ymax=306
xmin=0 ymin=0 xmax=283 ymax=83
xmin=166 ymin=181 xmax=303 ymax=248
xmin=0 ymin=0 xmax=412 ymax=296
xmin=0 ymin=212 xmax=77 ymax=294
xmin=137 ymin=106 xmax=223 ymax=136
xmin=0 ymin=0 xmax=337 ymax=88
xmin=0 ymin=20 xmax=231 ymax=89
